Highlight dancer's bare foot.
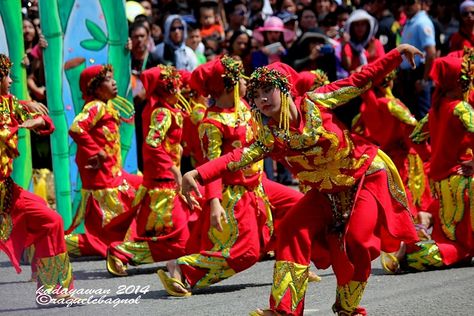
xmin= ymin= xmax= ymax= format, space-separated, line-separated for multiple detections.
xmin=381 ymin=242 xmax=406 ymax=274
xmin=308 ymin=270 xmax=321 ymax=282
xmin=164 ymin=260 xmax=189 ymax=295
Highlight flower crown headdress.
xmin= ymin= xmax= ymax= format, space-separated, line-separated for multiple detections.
xmin=248 ymin=66 xmax=292 ymax=139
xmin=460 ymin=47 xmax=474 ymax=102
xmin=309 ymin=69 xmax=329 ymax=90
xmin=159 ymin=65 xmax=191 ymax=112
xmin=0 ymin=54 xmax=13 ymax=79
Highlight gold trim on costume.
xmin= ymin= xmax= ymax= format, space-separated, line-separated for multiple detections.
xmin=407 ymin=153 xmax=427 ymax=207
xmin=432 ymin=175 xmax=474 ymax=240
xmin=307 ymin=82 xmax=371 ymax=110
xmin=367 ymin=150 xmax=409 ymax=210
xmin=454 ymin=101 xmax=474 ymax=132
xmin=145 ymin=187 xmax=176 ymax=233
xmin=271 ymin=261 xmax=309 ymax=311
xmin=36 ymin=252 xmax=74 ymax=292
xmin=406 ymin=240 xmax=444 ymax=271
xmin=64 ymin=234 xmax=81 ymax=257
xmin=335 ymin=281 xmax=367 ymax=314
xmin=177 ymin=253 xmax=236 ymax=288
xmin=115 ymin=241 xmax=154 ymax=265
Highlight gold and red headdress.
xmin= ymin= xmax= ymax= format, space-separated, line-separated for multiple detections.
xmin=460 ymin=46 xmax=474 ymax=102
xmin=0 ymin=54 xmax=13 ymax=79
xmin=248 ymin=63 xmax=299 ymax=138
xmin=79 ymin=64 xmax=113 ymax=102
xmin=294 ymin=69 xmax=329 ymax=96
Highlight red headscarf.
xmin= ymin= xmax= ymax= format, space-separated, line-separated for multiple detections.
xmin=295 ymin=70 xmax=330 ymax=96
xmin=190 ymin=55 xmax=243 ymax=98
xmin=430 ymin=56 xmax=461 ymax=110
xmin=178 ymin=69 xmax=192 ymax=88
xmin=140 ymin=65 xmax=182 ymax=107
xmin=79 ymin=64 xmax=113 ymax=102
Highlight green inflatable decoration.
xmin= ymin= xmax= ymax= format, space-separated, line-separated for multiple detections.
xmin=39 ymin=0 xmax=134 ymax=229
xmin=0 ymin=0 xmax=32 ymax=189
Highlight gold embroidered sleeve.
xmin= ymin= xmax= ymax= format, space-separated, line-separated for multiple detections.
xmin=454 ymin=101 xmax=474 ymax=133
xmin=198 ymin=122 xmax=223 ymax=161
xmin=306 ymin=82 xmax=372 ymax=110
xmin=146 ymin=107 xmax=172 ymax=147
xmin=70 ymin=101 xmax=106 ymax=134
xmin=227 ymin=128 xmax=273 ymax=172
xmin=12 ymin=96 xmax=35 ymax=123
xmin=410 ymin=114 xmax=430 ymax=143
xmin=387 ymin=99 xmax=417 ymax=126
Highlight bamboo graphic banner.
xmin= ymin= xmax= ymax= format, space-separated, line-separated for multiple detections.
xmin=39 ymin=0 xmax=137 ymax=228
xmin=0 ymin=0 xmax=32 ymax=189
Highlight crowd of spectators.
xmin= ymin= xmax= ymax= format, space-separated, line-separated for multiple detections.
xmin=19 ymin=0 xmax=474 ymax=182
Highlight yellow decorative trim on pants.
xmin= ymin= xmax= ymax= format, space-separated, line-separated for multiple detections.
xmin=406 ymin=240 xmax=443 ymax=271
xmin=272 ymin=261 xmax=309 ymax=312
xmin=36 ymin=252 xmax=73 ymax=292
xmin=432 ymin=175 xmax=474 ymax=241
xmin=115 ymin=241 xmax=154 ymax=265
xmin=64 ymin=234 xmax=81 ymax=257
xmin=335 ymin=280 xmax=367 ymax=313
xmin=407 ymin=153 xmax=426 ymax=206
xmin=177 ymin=254 xmax=236 ymax=288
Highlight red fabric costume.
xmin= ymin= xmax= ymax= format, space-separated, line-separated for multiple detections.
xmin=0 ymin=92 xmax=73 ymax=292
xmin=193 ymin=50 xmax=418 ymax=315
xmin=175 ymin=56 xmax=302 ymax=289
xmin=355 ymin=87 xmax=433 ymax=217
xmin=66 ymin=65 xmax=141 ymax=258
xmin=108 ymin=65 xmax=191 ymax=267
xmin=406 ymin=54 xmax=474 ymax=270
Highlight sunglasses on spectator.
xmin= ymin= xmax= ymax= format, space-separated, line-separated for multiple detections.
xmin=170 ymin=26 xmax=184 ymax=32
xmin=462 ymin=10 xmax=474 ymax=17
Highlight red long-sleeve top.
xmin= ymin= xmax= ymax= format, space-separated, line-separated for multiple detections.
xmin=197 ymin=49 xmax=403 ymax=193
xmin=69 ymin=100 xmax=124 ymax=189
xmin=1 ymin=94 xmax=54 ymax=181
xmin=141 ymin=100 xmax=183 ymax=187
xmin=199 ymin=101 xmax=263 ymax=200
xmin=428 ymin=98 xmax=474 ymax=181
xmin=182 ymin=101 xmax=206 ymax=166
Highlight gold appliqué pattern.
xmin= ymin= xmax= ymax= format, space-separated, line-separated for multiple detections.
xmin=36 ymin=252 xmax=73 ymax=292
xmin=145 ymin=187 xmax=176 ymax=234
xmin=432 ymin=175 xmax=474 ymax=240
xmin=177 ymin=253 xmax=236 ymax=288
xmin=272 ymin=261 xmax=309 ymax=311
xmin=335 ymin=280 xmax=367 ymax=314
xmin=406 ymin=240 xmax=444 ymax=270
xmin=307 ymin=82 xmax=371 ymax=110
xmin=454 ymin=101 xmax=474 ymax=132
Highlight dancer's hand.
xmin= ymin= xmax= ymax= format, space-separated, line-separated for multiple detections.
xmin=457 ymin=159 xmax=474 ymax=176
xmin=182 ymin=170 xmax=202 ymax=209
xmin=210 ymin=198 xmax=227 ymax=232
xmin=396 ymin=44 xmax=423 ymax=69
xmin=85 ymin=150 xmax=106 ymax=169
xmin=170 ymin=165 xmax=182 ymax=192
xmin=19 ymin=117 xmax=45 ymax=130
xmin=24 ymin=100 xmax=49 ymax=115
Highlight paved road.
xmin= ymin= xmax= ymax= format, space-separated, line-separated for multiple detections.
xmin=0 ymin=252 xmax=473 ymax=315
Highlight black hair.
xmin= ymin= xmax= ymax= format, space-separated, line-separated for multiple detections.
xmin=228 ymin=29 xmax=251 ymax=56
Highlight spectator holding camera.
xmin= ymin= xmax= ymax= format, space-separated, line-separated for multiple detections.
xmin=287 ymin=31 xmax=337 ymax=81
xmin=341 ymin=9 xmax=385 ymax=73
xmin=251 ymin=16 xmax=295 ymax=69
